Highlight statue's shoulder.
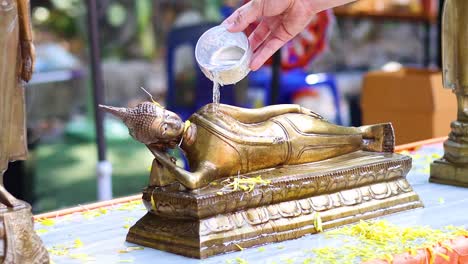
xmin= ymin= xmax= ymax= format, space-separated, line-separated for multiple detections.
xmin=190 ymin=105 xmax=237 ymax=130
xmin=193 ymin=104 xmax=228 ymax=118
xmin=197 ymin=103 xmax=214 ymax=113
xmin=190 ymin=104 xmax=209 ymax=120
xmin=189 ymin=105 xmax=213 ymax=125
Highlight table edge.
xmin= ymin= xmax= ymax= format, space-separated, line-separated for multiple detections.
xmin=34 ymin=137 xmax=447 ymax=219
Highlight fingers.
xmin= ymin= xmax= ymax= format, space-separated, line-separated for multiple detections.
xmin=250 ymin=35 xmax=284 ymax=71
xmin=248 ymin=18 xmax=276 ymax=52
xmin=250 ymin=25 xmax=294 ymax=70
xmin=20 ymin=42 xmax=35 ymax=82
xmin=223 ymin=0 xmax=295 ymax=33
xmin=21 ymin=56 xmax=33 ymax=82
xmin=223 ymin=0 xmax=265 ymax=33
xmin=222 ymin=0 xmax=301 ymax=70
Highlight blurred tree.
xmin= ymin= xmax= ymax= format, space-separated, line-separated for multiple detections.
xmin=30 ymin=0 xmax=228 ymax=60
xmin=31 ymin=0 xmax=157 ymax=60
xmin=32 ymin=0 xmax=84 ymax=39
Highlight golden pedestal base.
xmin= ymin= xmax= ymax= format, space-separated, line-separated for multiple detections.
xmin=127 ymin=151 xmax=423 ymax=259
xmin=0 ymin=201 xmax=49 ymax=263
xmin=430 ymin=158 xmax=468 ymax=187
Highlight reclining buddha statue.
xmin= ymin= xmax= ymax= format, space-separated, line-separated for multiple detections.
xmin=100 ymin=101 xmax=421 ymax=259
xmin=101 ymin=102 xmax=394 ymax=189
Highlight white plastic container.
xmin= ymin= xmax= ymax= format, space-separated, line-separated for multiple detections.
xmin=195 ymin=25 xmax=252 ymax=85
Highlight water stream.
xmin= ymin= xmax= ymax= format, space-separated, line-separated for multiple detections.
xmin=208 ymin=45 xmax=246 ymax=113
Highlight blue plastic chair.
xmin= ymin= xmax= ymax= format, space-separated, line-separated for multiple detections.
xmin=248 ymin=68 xmax=342 ymax=125
xmin=166 ymin=23 xmax=237 ymax=120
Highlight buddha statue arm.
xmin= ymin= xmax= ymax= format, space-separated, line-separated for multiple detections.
xmin=149 ymin=148 xmax=217 ymax=189
xmin=17 ymin=0 xmax=35 ymax=82
xmin=218 ymin=104 xmax=323 ymax=124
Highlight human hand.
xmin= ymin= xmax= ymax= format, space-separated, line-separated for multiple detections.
xmin=223 ymin=0 xmax=354 ymax=70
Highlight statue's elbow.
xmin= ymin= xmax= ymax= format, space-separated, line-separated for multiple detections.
xmin=182 ymin=175 xmax=202 ymax=190
xmin=179 ymin=168 xmax=212 ymax=189
xmin=184 ymin=181 xmax=198 ymax=190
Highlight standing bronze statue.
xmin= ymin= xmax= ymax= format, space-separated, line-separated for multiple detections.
xmin=0 ymin=0 xmax=49 ymax=262
xmin=102 ymin=102 xmax=422 ymax=258
xmin=430 ymin=0 xmax=468 ymax=186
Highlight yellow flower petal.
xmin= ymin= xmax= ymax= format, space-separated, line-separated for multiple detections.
xmin=314 ymin=212 xmax=323 ymax=232
xmin=74 ymin=238 xmax=84 ymax=248
xmin=36 ymin=229 xmax=49 ymax=235
xmin=38 ymin=218 xmax=56 ymax=227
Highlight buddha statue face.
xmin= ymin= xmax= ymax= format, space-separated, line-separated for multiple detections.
xmin=100 ymin=102 xmax=184 ymax=149
xmin=152 ymin=108 xmax=184 ymax=141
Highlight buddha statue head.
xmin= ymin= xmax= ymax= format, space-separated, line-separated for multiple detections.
xmin=100 ymin=102 xmax=192 ymax=150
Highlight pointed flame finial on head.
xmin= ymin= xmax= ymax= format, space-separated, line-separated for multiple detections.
xmin=99 ymin=102 xmax=164 ymax=145
xmin=98 ymin=105 xmax=130 ymax=121
xmin=99 ymin=102 xmax=184 ymax=150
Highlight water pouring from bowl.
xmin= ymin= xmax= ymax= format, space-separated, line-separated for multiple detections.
xmin=195 ymin=25 xmax=252 ymax=112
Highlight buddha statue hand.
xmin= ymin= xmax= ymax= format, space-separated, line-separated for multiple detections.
xmin=20 ymin=40 xmax=35 ymax=82
xmin=299 ymin=106 xmax=324 ymax=120
xmin=148 ymin=147 xmax=209 ymax=189
xmin=149 ymin=148 xmax=175 ymax=171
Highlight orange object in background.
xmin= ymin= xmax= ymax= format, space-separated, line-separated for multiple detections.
xmin=334 ymin=0 xmax=438 ymax=18
xmin=450 ymin=236 xmax=468 ymax=263
xmin=421 ymin=0 xmax=438 ymax=18
xmin=363 ymin=236 xmax=468 ymax=264
xmin=361 ymin=68 xmax=457 ymax=145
